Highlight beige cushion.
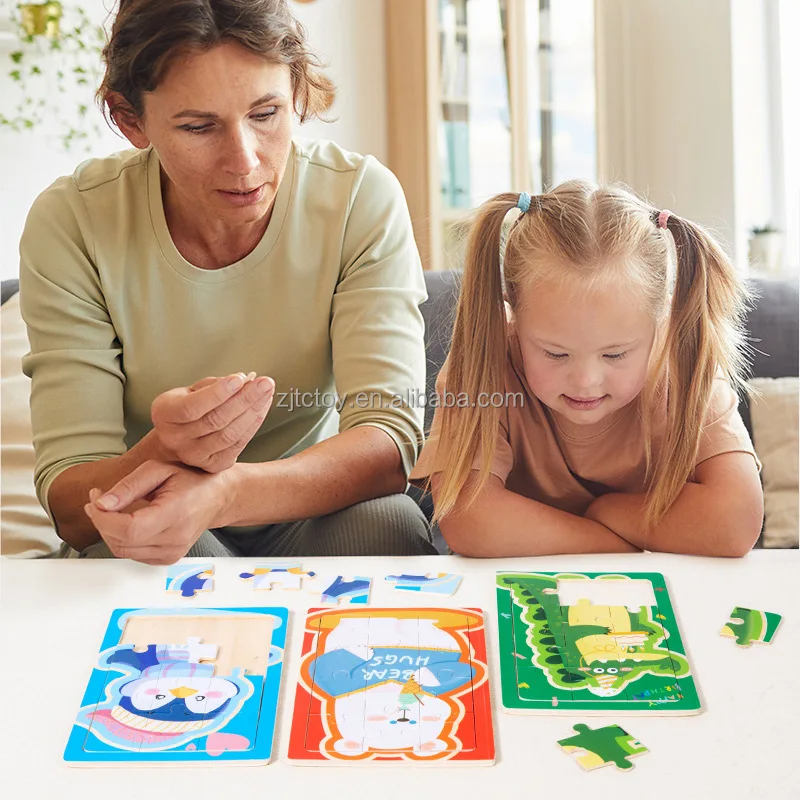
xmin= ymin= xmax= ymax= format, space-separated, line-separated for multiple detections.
xmin=1 ymin=293 xmax=63 ymax=557
xmin=748 ymin=377 xmax=799 ymax=548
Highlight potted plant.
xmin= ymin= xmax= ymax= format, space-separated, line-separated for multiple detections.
xmin=0 ymin=2 xmax=105 ymax=152
xmin=19 ymin=1 xmax=62 ymax=38
xmin=748 ymin=224 xmax=783 ymax=275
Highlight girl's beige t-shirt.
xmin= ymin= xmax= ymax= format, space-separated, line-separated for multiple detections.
xmin=409 ymin=332 xmax=759 ymax=515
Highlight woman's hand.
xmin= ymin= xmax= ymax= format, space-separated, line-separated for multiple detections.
xmin=151 ymin=372 xmax=274 ymax=473
xmin=83 ymin=460 xmax=237 ymax=565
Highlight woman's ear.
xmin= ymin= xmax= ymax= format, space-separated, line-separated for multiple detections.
xmin=105 ymin=91 xmax=150 ymax=149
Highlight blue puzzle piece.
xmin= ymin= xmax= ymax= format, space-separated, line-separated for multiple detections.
xmin=166 ymin=564 xmax=214 ymax=598
xmin=385 ymin=573 xmax=462 ymax=596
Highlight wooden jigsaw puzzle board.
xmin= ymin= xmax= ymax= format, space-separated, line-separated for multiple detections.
xmin=288 ymin=607 xmax=495 ymax=765
xmin=496 ymin=572 xmax=701 ymax=715
xmin=118 ymin=614 xmax=275 ymax=676
xmin=64 ymin=607 xmax=288 ymax=766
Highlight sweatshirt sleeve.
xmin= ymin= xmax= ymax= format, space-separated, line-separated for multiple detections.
xmin=331 ymin=157 xmax=427 ymax=478
xmin=18 ymin=176 xmax=127 ymax=523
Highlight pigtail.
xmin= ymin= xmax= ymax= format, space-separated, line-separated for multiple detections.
xmin=430 ymin=193 xmax=522 ymax=523
xmin=643 ymin=213 xmax=752 ymax=529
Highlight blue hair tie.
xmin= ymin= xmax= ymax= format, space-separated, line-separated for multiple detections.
xmin=517 ymin=192 xmax=532 ymax=214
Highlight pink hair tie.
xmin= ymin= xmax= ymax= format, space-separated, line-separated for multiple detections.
xmin=657 ymin=209 xmax=672 ymax=229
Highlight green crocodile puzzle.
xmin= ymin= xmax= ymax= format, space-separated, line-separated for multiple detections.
xmin=496 ymin=571 xmax=702 ymax=713
xmin=720 ymin=606 xmax=782 ymax=647
xmin=558 ymin=723 xmax=648 ymax=771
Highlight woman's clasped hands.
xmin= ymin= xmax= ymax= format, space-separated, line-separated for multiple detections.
xmin=83 ymin=372 xmax=274 ymax=563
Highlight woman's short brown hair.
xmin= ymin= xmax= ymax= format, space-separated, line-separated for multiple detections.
xmin=98 ymin=0 xmax=335 ymax=125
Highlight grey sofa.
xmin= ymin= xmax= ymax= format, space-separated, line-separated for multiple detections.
xmin=3 ymin=272 xmax=798 ymax=552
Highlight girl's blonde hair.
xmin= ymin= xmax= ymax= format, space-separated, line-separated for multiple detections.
xmin=431 ymin=180 xmax=752 ymax=529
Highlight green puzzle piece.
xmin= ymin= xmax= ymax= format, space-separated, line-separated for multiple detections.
xmin=721 ymin=607 xmax=782 ymax=647
xmin=558 ymin=723 xmax=648 ymax=771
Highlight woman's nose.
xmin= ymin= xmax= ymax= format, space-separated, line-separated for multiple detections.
xmin=222 ymin=125 xmax=260 ymax=176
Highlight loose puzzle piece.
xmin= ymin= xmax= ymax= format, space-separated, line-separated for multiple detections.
xmin=720 ymin=606 xmax=782 ymax=647
xmin=558 ymin=723 xmax=648 ymax=771
xmin=385 ymin=572 xmax=462 ymax=596
xmin=166 ymin=564 xmax=214 ymax=598
xmin=308 ymin=575 xmax=372 ymax=606
xmin=239 ymin=562 xmax=316 ymax=591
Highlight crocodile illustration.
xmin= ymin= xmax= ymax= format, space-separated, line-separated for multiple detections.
xmin=498 ymin=572 xmax=689 ymax=697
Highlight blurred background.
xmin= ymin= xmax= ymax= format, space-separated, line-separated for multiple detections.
xmin=0 ymin=0 xmax=796 ymax=278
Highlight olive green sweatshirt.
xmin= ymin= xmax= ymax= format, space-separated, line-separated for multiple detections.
xmin=19 ymin=138 xmax=427 ymax=520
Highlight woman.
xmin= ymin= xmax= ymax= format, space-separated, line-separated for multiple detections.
xmin=19 ymin=0 xmax=436 ymax=564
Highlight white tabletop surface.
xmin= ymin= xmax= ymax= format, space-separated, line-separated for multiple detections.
xmin=1 ymin=550 xmax=798 ymax=799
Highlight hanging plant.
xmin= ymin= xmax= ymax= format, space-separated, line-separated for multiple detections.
xmin=0 ymin=2 xmax=106 ymax=152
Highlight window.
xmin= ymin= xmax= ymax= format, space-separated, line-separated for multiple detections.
xmin=775 ymin=0 xmax=799 ymax=270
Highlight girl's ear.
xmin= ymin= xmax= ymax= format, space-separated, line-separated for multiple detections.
xmin=502 ymin=291 xmax=515 ymax=323
xmin=106 ymin=91 xmax=151 ymax=149
xmin=644 ymin=317 xmax=669 ymax=387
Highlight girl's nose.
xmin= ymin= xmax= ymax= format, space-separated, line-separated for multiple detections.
xmin=569 ymin=362 xmax=603 ymax=392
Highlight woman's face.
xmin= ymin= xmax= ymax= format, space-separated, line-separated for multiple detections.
xmin=126 ymin=42 xmax=294 ymax=227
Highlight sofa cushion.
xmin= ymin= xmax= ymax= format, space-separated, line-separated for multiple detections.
xmin=1 ymin=293 xmax=63 ymax=557
xmin=748 ymin=376 xmax=799 ymax=548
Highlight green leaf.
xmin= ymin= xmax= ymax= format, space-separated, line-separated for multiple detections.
xmin=10 ymin=51 xmax=23 ymax=64
xmin=9 ymin=69 xmax=21 ymax=81
xmin=30 ymin=65 xmax=41 ymax=75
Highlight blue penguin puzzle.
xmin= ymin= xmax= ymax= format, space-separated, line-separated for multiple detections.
xmin=65 ymin=607 xmax=288 ymax=765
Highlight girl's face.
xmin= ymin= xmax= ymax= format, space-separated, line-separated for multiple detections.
xmin=514 ymin=278 xmax=657 ymax=426
xmin=121 ymin=42 xmax=294 ymax=227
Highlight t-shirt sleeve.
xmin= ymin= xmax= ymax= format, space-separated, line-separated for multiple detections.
xmin=695 ymin=378 xmax=761 ymax=471
xmin=332 ymin=156 xmax=427 ymax=479
xmin=409 ymin=359 xmax=514 ymax=485
xmin=19 ymin=177 xmax=126 ymax=522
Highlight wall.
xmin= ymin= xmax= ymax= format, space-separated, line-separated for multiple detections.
xmin=0 ymin=0 xmax=387 ymax=281
xmin=596 ymin=0 xmax=776 ymax=269
xmin=289 ymin=0 xmax=387 ymax=161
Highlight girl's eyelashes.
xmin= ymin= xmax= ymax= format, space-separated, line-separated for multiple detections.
xmin=178 ymin=107 xmax=279 ymax=134
xmin=543 ymin=350 xmax=629 ymax=361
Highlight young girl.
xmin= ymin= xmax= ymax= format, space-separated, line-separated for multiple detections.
xmin=409 ymin=181 xmax=763 ymax=557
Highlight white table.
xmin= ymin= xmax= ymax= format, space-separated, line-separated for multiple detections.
xmin=1 ymin=551 xmax=797 ymax=799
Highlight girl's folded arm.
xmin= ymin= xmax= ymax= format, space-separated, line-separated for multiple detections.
xmin=583 ymin=452 xmax=763 ymax=557
xmin=431 ymin=472 xmax=641 ymax=557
